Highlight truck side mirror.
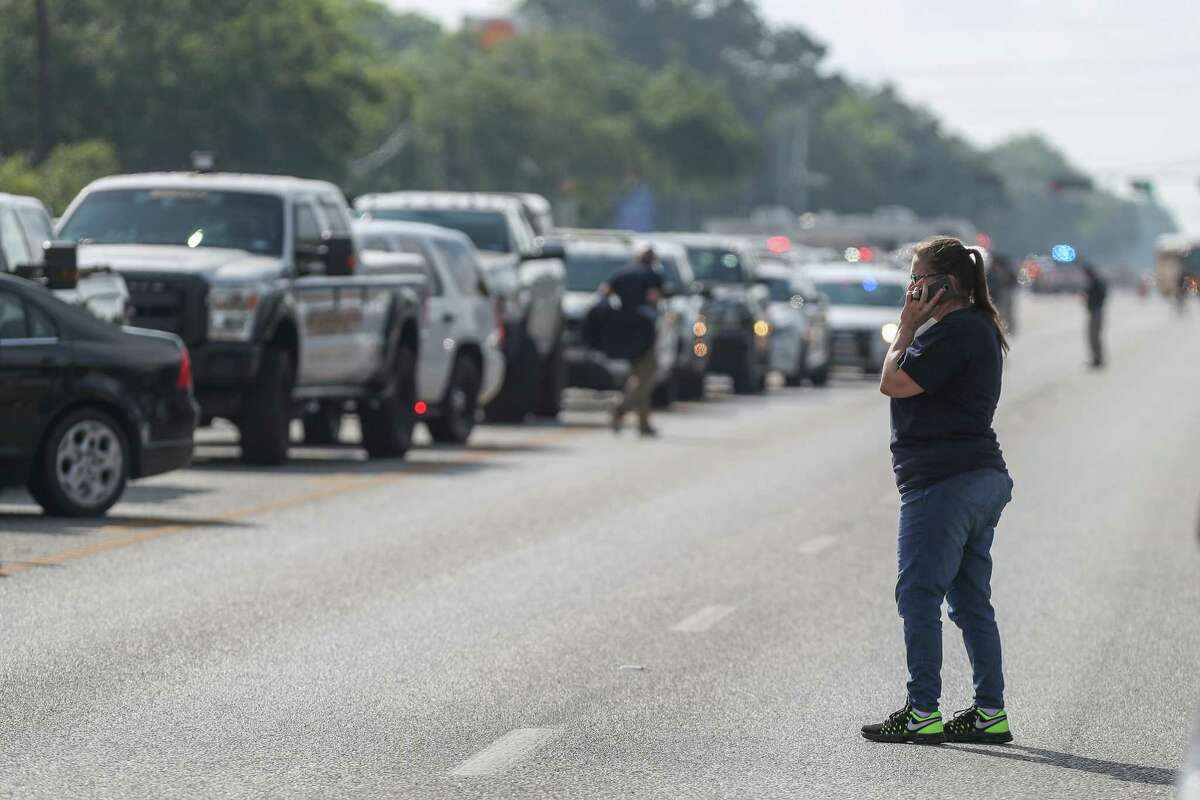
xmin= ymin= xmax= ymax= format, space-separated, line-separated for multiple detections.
xmin=320 ymin=235 xmax=356 ymax=276
xmin=14 ymin=241 xmax=79 ymax=290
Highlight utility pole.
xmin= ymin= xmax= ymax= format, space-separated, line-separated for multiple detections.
xmin=35 ymin=0 xmax=53 ymax=164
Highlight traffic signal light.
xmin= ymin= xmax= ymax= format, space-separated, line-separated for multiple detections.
xmin=1130 ymin=179 xmax=1155 ymax=195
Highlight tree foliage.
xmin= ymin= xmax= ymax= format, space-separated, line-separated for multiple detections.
xmin=0 ymin=140 xmax=119 ymax=214
xmin=0 ymin=0 xmax=1172 ymax=261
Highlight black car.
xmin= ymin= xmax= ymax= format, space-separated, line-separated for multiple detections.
xmin=0 ymin=273 xmax=197 ymax=517
xmin=654 ymin=235 xmax=771 ymax=395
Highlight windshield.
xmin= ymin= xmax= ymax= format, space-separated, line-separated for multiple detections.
xmin=565 ymin=253 xmax=628 ymax=292
xmin=687 ymin=247 xmax=745 ymax=284
xmin=658 ymin=255 xmax=684 ymax=291
xmin=368 ymin=209 xmax=511 ymax=254
xmin=816 ymin=277 xmax=908 ymax=307
xmin=59 ymin=189 xmax=284 ymax=256
xmin=765 ymin=278 xmax=795 ymax=302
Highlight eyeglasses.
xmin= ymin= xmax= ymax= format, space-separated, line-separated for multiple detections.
xmin=909 ymin=271 xmax=950 ymax=285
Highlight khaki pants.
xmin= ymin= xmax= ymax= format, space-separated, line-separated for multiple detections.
xmin=615 ymin=348 xmax=657 ymax=428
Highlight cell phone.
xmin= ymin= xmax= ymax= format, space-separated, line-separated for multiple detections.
xmin=922 ymin=274 xmax=956 ymax=299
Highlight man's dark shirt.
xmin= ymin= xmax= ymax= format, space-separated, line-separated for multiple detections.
xmin=609 ymin=263 xmax=664 ymax=320
xmin=890 ymin=308 xmax=1007 ymax=493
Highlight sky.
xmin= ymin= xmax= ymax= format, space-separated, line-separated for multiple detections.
xmin=387 ymin=0 xmax=1200 ymax=232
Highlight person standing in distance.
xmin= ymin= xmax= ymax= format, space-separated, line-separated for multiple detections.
xmin=606 ymin=245 xmax=664 ymax=437
xmin=1081 ymin=263 xmax=1108 ymax=368
xmin=862 ymin=237 xmax=1014 ymax=746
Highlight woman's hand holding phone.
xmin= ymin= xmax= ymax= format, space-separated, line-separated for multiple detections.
xmin=900 ymin=281 xmax=948 ymax=332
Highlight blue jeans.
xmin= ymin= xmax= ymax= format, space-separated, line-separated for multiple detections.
xmin=896 ymin=468 xmax=1013 ymax=711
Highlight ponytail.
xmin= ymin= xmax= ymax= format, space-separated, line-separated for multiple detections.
xmin=913 ymin=237 xmax=1010 ymax=354
xmin=966 ymin=248 xmax=1010 ymax=354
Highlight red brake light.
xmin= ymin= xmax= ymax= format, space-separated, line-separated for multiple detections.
xmin=176 ymin=347 xmax=193 ymax=390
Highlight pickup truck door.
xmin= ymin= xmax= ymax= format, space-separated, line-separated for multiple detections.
xmin=0 ymin=290 xmax=65 ymax=464
xmin=508 ymin=210 xmax=564 ymax=358
xmin=291 ymin=199 xmax=382 ymax=388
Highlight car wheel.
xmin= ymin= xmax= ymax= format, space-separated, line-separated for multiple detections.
xmin=809 ymin=360 xmax=831 ymax=387
xmin=239 ymin=347 xmax=294 ymax=466
xmin=29 ymin=407 xmax=130 ymax=517
xmin=652 ymin=368 xmax=678 ymax=409
xmin=428 ymin=356 xmax=481 ymax=444
xmin=302 ymin=402 xmax=342 ymax=445
xmin=484 ymin=331 xmax=538 ymax=423
xmin=785 ymin=343 xmax=809 ymax=387
xmin=361 ymin=344 xmax=418 ymax=459
xmin=733 ymin=347 xmax=766 ymax=395
xmin=677 ymin=366 xmax=706 ymax=400
xmin=533 ymin=329 xmax=565 ymax=419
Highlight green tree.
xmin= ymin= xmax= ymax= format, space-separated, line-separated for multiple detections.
xmin=0 ymin=0 xmax=382 ymax=180
xmin=356 ymin=29 xmax=754 ymax=225
xmin=0 ymin=139 xmax=119 ymax=213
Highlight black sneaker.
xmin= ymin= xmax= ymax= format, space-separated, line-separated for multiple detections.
xmin=944 ymin=706 xmax=1012 ymax=744
xmin=861 ymin=703 xmax=945 ymax=745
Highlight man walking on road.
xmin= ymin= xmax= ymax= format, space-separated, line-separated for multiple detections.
xmin=607 ymin=245 xmax=664 ymax=437
xmin=1082 ymin=263 xmax=1108 ymax=368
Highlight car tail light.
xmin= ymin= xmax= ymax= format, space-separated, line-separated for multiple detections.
xmin=177 ymin=347 xmax=193 ymax=390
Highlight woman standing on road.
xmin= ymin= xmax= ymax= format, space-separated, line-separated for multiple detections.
xmin=861 ymin=237 xmax=1014 ymax=746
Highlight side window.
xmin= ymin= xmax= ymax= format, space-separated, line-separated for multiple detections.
xmin=0 ymin=291 xmax=28 ymax=339
xmin=0 ymin=208 xmax=34 ymax=269
xmin=294 ymin=202 xmax=321 ymax=251
xmin=28 ymin=303 xmax=57 ymax=338
xmin=507 ymin=210 xmax=533 ymax=255
xmin=433 ymin=239 xmax=484 ymax=296
xmin=19 ymin=208 xmax=54 ymax=251
xmin=317 ymin=196 xmax=351 ymax=236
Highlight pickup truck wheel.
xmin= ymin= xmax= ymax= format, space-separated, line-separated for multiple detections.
xmin=28 ymin=407 xmax=130 ymax=517
xmin=532 ymin=332 xmax=565 ymax=419
xmin=239 ymin=347 xmax=294 ymax=466
xmin=361 ymin=345 xmax=417 ymax=459
xmin=485 ymin=333 xmax=538 ymax=423
xmin=428 ymin=356 xmax=481 ymax=444
xmin=302 ymin=403 xmax=342 ymax=446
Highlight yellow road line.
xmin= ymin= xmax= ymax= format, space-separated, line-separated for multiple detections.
xmin=0 ymin=427 xmax=589 ymax=579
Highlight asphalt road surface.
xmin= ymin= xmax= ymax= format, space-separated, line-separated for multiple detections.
xmin=2 ymin=294 xmax=1198 ymax=800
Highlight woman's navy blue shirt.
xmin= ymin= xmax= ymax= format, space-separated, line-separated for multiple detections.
xmin=890 ymin=308 xmax=1007 ymax=493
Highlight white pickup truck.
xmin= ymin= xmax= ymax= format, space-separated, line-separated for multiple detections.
xmin=0 ymin=192 xmax=129 ymax=324
xmin=355 ymin=192 xmax=566 ymax=423
xmin=355 ymin=219 xmax=505 ymax=445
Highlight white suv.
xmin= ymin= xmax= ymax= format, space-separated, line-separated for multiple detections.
xmin=355 ymin=219 xmax=505 ymax=444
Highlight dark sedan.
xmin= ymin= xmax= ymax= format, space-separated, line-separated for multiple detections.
xmin=0 ymin=273 xmax=197 ymax=517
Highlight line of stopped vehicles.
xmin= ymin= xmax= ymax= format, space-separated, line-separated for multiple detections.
xmin=0 ymin=170 xmax=920 ymax=518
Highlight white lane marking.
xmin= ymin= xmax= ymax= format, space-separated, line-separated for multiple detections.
xmin=672 ymin=604 xmax=737 ymax=633
xmin=796 ymin=535 xmax=837 ymax=555
xmin=450 ymin=727 xmax=562 ymax=777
